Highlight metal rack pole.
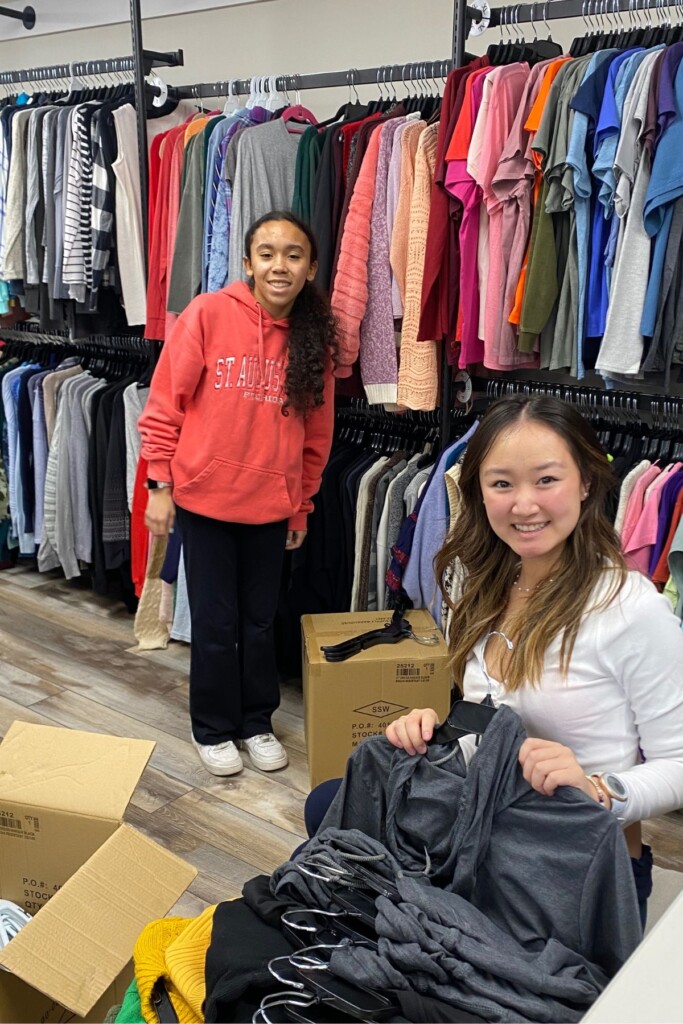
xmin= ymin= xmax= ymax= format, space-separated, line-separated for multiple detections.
xmin=130 ymin=0 xmax=151 ymax=274
xmin=488 ymin=0 xmax=677 ymax=23
xmin=0 ymin=52 xmax=183 ymax=88
xmin=452 ymin=0 xmax=471 ymax=68
xmin=174 ymin=60 xmax=453 ymax=99
xmin=439 ymin=0 xmax=472 ymax=446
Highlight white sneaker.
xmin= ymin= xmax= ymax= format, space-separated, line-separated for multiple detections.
xmin=191 ymin=736 xmax=243 ymax=776
xmin=241 ymin=733 xmax=289 ymax=772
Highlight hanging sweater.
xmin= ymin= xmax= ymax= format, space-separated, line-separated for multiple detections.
xmin=138 ymin=281 xmax=334 ymax=531
xmin=390 ymin=121 xmax=426 ymax=316
xmin=226 ymin=119 xmax=301 ymax=285
xmin=360 ymin=117 xmax=408 ymax=404
xmin=397 ymin=124 xmax=440 ymax=411
xmin=331 ymin=126 xmax=384 ymax=376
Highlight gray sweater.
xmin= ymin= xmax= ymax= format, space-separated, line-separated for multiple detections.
xmin=226 ymin=118 xmax=301 ymax=284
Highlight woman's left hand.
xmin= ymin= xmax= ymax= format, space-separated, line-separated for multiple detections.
xmin=286 ymin=530 xmax=307 ymax=550
xmin=519 ymin=738 xmax=595 ymax=799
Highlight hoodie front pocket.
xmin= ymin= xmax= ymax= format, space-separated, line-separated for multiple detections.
xmin=174 ymin=458 xmax=294 ymax=524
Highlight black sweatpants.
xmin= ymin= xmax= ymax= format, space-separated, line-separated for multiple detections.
xmin=176 ymin=506 xmax=288 ymax=745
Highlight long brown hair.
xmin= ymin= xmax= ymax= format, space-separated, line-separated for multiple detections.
xmin=434 ymin=396 xmax=627 ymax=690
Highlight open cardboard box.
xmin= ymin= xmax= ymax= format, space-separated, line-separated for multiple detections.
xmin=302 ymin=609 xmax=452 ymax=787
xmin=0 ymin=721 xmax=197 ymax=1022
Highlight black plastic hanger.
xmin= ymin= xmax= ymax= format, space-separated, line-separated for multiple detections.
xmin=429 ymin=695 xmax=498 ymax=745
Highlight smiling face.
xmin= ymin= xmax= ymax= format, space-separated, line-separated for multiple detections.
xmin=479 ymin=419 xmax=588 ymax=574
xmin=243 ymin=220 xmax=318 ymax=318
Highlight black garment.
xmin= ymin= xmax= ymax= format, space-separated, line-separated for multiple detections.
xmin=204 ymin=898 xmax=296 ymax=1023
xmin=88 ymin=384 xmax=110 ymax=594
xmin=342 ymin=451 xmax=377 ymax=603
xmin=159 ymin=522 xmax=182 ymax=585
xmin=102 ymin=386 xmax=131 ymax=570
xmin=176 ymin=506 xmax=288 ymax=744
xmin=645 ymin=192 xmax=683 ymax=382
xmin=242 ymin=873 xmax=291 ymax=927
xmin=390 ymin=990 xmax=487 ymax=1023
xmin=311 ymin=127 xmax=339 ymax=292
xmin=16 ymin=366 xmax=42 ymax=534
xmin=287 ymin=444 xmax=361 ymax=620
xmin=88 ymin=380 xmax=137 ymax=611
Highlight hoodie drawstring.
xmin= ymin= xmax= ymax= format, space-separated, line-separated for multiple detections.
xmin=257 ymin=304 xmax=267 ymax=389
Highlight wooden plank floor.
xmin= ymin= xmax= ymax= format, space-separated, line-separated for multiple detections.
xmin=0 ymin=563 xmax=681 ymax=922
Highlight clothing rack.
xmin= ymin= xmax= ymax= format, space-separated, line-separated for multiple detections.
xmin=0 ymin=322 xmax=149 ymax=343
xmin=487 ymin=0 xmax=683 ymax=27
xmin=0 ymin=50 xmax=183 ymax=89
xmin=449 ymin=0 xmax=683 ymax=418
xmin=0 ymin=38 xmax=184 ymax=276
xmin=124 ymin=0 xmax=463 ymax=446
xmin=172 ymin=60 xmax=453 ymax=100
xmin=459 ymin=0 xmax=683 ymax=43
xmin=161 ymin=54 xmax=462 ymax=448
xmin=472 ymin=376 xmax=683 ymax=424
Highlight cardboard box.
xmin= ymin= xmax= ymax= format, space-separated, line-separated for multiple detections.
xmin=0 ymin=721 xmax=198 ymax=1023
xmin=302 ymin=609 xmax=452 ymax=788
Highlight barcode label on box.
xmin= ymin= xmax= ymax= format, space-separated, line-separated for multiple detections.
xmin=396 ymin=662 xmax=435 ymax=682
xmin=0 ymin=816 xmax=22 ymax=830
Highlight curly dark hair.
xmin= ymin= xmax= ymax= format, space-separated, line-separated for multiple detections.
xmin=244 ymin=211 xmax=339 ymax=418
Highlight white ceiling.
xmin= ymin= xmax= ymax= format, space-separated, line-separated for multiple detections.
xmin=0 ymin=1 xmax=265 ymax=40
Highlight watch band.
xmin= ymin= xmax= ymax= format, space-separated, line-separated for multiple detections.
xmin=585 ymin=775 xmax=607 ymax=806
xmin=146 ymin=479 xmax=172 ymax=490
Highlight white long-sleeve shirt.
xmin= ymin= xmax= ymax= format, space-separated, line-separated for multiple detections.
xmin=462 ymin=569 xmax=683 ymax=826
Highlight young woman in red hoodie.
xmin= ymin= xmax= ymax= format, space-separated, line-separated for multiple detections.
xmin=138 ymin=211 xmax=338 ymax=776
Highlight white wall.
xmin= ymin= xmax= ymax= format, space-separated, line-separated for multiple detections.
xmin=0 ymin=0 xmax=588 ymax=118
xmin=0 ymin=1 xmax=265 ymax=40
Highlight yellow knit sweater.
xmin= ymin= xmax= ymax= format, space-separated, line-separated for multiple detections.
xmin=397 ymin=124 xmax=440 ymax=411
xmin=134 ymin=906 xmax=216 ymax=1023
xmin=390 ymin=122 xmax=427 ymax=306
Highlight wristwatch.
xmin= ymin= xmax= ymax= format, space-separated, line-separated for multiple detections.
xmin=146 ymin=479 xmax=172 ymax=490
xmin=598 ymin=772 xmax=629 ymax=817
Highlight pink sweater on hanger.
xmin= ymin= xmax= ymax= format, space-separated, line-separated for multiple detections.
xmin=331 ymin=127 xmax=384 ymax=377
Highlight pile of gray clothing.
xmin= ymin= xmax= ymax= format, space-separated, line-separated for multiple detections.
xmin=272 ymin=706 xmax=641 ymax=1023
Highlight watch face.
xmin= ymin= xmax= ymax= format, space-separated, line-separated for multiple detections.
xmin=604 ymin=773 xmax=628 ymax=801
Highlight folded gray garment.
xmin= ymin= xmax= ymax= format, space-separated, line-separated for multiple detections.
xmin=332 ymin=876 xmax=609 ymax=1024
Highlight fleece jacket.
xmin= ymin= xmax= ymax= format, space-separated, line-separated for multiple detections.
xmin=138 ymin=281 xmax=334 ymax=531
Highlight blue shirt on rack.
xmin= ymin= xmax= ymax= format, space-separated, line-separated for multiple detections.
xmin=641 ymin=56 xmax=683 ymax=338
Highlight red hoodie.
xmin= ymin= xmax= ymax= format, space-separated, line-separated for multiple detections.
xmin=138 ymin=282 xmax=334 ymax=531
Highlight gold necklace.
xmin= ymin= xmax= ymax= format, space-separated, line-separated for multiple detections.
xmin=512 ymin=572 xmax=554 ymax=594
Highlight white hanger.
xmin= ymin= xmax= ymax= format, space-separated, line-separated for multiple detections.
xmin=223 ymin=79 xmax=240 ymax=115
xmin=246 ymin=75 xmax=258 ymax=109
xmin=68 ymin=62 xmax=85 ymax=94
xmin=266 ymin=74 xmax=284 ymax=111
xmin=256 ymin=74 xmax=269 ymax=107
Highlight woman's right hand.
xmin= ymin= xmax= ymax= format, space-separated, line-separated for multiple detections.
xmin=386 ymin=708 xmax=439 ymax=756
xmin=145 ymin=488 xmax=176 ymax=537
